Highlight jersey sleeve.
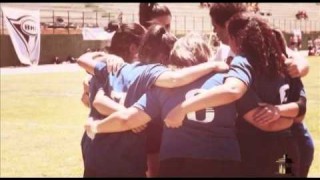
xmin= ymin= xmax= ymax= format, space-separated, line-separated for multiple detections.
xmin=133 ymin=88 xmax=162 ymax=120
xmin=94 ymin=61 xmax=109 ymax=83
xmin=236 ymin=88 xmax=261 ymax=117
xmin=225 ymin=56 xmax=253 ymax=87
xmin=140 ymin=64 xmax=169 ymax=89
xmin=288 ymin=78 xmax=306 ymax=102
xmin=299 ymin=88 xmax=306 ymax=98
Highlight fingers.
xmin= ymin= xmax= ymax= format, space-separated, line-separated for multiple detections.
xmin=100 ymin=55 xmax=124 ymax=74
xmin=253 ymin=106 xmax=269 ymax=120
xmin=164 ymin=117 xmax=183 ymax=128
xmin=112 ymin=57 xmax=125 ymax=74
xmin=84 ymin=123 xmax=95 ymax=140
xmin=287 ymin=66 xmax=300 ymax=78
xmin=114 ymin=61 xmax=125 ymax=74
xmin=110 ymin=61 xmax=120 ymax=75
xmin=253 ymin=105 xmax=280 ymax=125
xmin=253 ymin=106 xmax=275 ymax=124
xmin=164 ymin=120 xmax=182 ymax=128
xmin=81 ymin=93 xmax=90 ymax=108
xmin=255 ymin=113 xmax=275 ymax=125
xmin=131 ymin=124 xmax=147 ymax=133
xmin=164 ymin=106 xmax=185 ymax=128
xmin=214 ymin=61 xmax=229 ymax=72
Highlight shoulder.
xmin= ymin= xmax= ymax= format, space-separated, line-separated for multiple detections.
xmin=230 ymin=56 xmax=250 ymax=66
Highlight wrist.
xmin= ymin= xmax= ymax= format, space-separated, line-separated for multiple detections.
xmin=180 ymin=102 xmax=189 ymax=114
xmin=274 ymin=105 xmax=282 ymax=115
xmin=92 ymin=122 xmax=98 ymax=134
xmin=212 ymin=62 xmax=219 ymax=71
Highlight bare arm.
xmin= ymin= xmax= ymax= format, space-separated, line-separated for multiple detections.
xmin=178 ymin=77 xmax=246 ymax=113
xmin=164 ymin=77 xmax=247 ymax=128
xmin=81 ymin=75 xmax=92 ymax=108
xmin=85 ymin=107 xmax=152 ymax=138
xmin=92 ymin=88 xmax=147 ymax=134
xmin=253 ymin=95 xmax=306 ymax=125
xmin=77 ymin=52 xmax=125 ymax=75
xmin=154 ymin=61 xmax=229 ymax=88
xmin=285 ymin=47 xmax=309 ymax=77
xmin=92 ymin=89 xmax=126 ymax=115
xmin=253 ymin=102 xmax=299 ymax=125
xmin=81 ymin=91 xmax=90 ymax=108
xmin=77 ymin=52 xmax=104 ymax=74
xmin=243 ymin=107 xmax=294 ymax=132
xmin=275 ymin=103 xmax=299 ymax=118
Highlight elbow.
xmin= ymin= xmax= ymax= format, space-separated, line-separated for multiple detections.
xmin=76 ymin=58 xmax=84 ymax=67
xmin=167 ymin=73 xmax=181 ymax=88
xmin=262 ymin=119 xmax=294 ymax=132
xmin=77 ymin=58 xmax=94 ymax=75
xmin=77 ymin=60 xmax=87 ymax=72
xmin=224 ymin=85 xmax=245 ymax=101
xmin=93 ymin=100 xmax=112 ymax=115
xmin=117 ymin=111 xmax=133 ymax=129
xmin=270 ymin=120 xmax=294 ymax=131
xmin=92 ymin=100 xmax=100 ymax=110
xmin=300 ymin=65 xmax=309 ymax=77
xmin=255 ymin=123 xmax=281 ymax=132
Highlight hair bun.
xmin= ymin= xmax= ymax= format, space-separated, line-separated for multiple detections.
xmin=105 ymin=20 xmax=120 ymax=32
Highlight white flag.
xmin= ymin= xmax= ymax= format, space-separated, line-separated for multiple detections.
xmin=82 ymin=27 xmax=115 ymax=41
xmin=1 ymin=7 xmax=41 ymax=65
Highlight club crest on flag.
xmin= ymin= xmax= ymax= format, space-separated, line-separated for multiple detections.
xmin=7 ymin=15 xmax=39 ymax=57
xmin=1 ymin=7 xmax=40 ymax=65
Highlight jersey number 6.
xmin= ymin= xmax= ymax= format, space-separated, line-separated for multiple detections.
xmin=185 ymin=89 xmax=215 ymax=123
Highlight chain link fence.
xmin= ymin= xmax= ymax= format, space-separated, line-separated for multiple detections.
xmin=1 ymin=9 xmax=320 ymax=35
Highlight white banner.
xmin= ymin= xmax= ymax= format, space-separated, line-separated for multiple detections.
xmin=2 ymin=7 xmax=40 ymax=65
xmin=82 ymin=27 xmax=115 ymax=41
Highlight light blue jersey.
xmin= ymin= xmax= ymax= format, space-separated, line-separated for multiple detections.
xmin=134 ymin=57 xmax=253 ymax=162
xmin=90 ymin=61 xmax=168 ymax=176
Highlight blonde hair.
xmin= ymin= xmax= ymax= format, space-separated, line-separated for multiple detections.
xmin=169 ymin=32 xmax=212 ymax=68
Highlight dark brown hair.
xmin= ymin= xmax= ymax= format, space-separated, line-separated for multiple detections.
xmin=108 ymin=22 xmax=146 ymax=63
xmin=209 ymin=3 xmax=247 ymax=27
xmin=139 ymin=3 xmax=171 ymax=29
xmin=138 ymin=24 xmax=176 ymax=65
xmin=227 ymin=13 xmax=286 ymax=78
xmin=273 ymin=28 xmax=288 ymax=58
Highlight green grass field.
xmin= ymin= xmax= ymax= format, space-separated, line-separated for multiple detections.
xmin=1 ymin=57 xmax=319 ymax=177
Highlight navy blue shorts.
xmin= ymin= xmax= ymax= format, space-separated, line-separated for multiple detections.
xmin=146 ymin=120 xmax=163 ymax=154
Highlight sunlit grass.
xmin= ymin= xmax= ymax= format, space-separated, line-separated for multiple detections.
xmin=301 ymin=56 xmax=320 ymax=177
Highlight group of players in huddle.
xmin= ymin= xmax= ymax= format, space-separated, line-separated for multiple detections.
xmin=77 ymin=3 xmax=314 ymax=177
